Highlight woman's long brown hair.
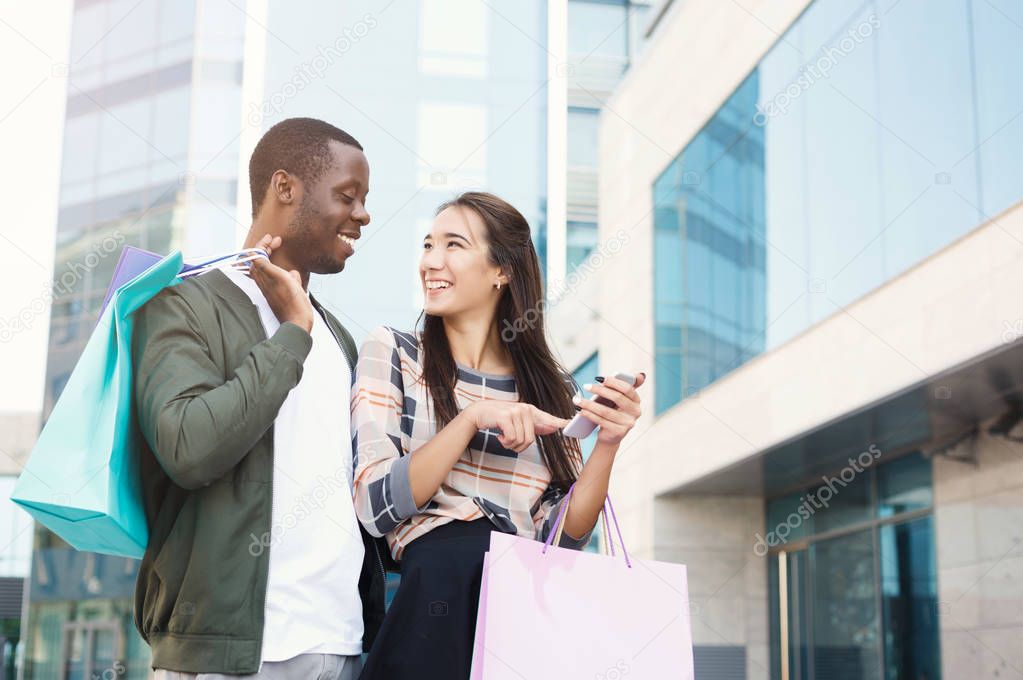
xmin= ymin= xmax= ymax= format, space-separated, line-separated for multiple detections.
xmin=417 ymin=191 xmax=583 ymax=488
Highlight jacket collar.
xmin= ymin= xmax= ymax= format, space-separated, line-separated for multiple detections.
xmin=202 ymin=268 xmax=254 ymax=307
xmin=200 ymin=269 xmax=355 ymax=371
xmin=203 ymin=268 xmax=328 ymax=313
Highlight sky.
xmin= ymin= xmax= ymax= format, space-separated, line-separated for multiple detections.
xmin=0 ymin=1 xmax=74 ymax=414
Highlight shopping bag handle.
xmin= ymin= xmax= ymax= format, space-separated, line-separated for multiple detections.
xmin=179 ymin=248 xmax=269 ymax=278
xmin=542 ymin=482 xmax=632 ymax=568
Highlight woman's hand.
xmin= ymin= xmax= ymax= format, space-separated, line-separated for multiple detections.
xmin=574 ymin=373 xmax=646 ymax=445
xmin=465 ymin=400 xmax=570 ymax=452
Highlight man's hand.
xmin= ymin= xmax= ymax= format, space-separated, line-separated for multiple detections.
xmin=248 ymin=235 xmax=313 ymax=333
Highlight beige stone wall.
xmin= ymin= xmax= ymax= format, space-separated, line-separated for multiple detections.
xmin=933 ymin=424 xmax=1023 ymax=679
xmin=654 ymin=494 xmax=769 ymax=679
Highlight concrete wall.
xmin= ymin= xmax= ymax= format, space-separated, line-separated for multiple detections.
xmin=655 ymin=494 xmax=769 ymax=679
xmin=933 ymin=422 xmax=1023 ymax=679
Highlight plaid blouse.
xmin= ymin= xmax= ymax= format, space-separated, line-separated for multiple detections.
xmin=351 ymin=326 xmax=589 ymax=561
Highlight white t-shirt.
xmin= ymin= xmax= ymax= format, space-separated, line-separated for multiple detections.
xmin=224 ymin=269 xmax=365 ymax=663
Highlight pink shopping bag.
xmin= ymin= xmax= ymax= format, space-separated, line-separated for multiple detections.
xmin=470 ymin=485 xmax=695 ymax=679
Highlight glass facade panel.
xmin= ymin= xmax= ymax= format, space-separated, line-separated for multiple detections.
xmin=653 ymin=0 xmax=1023 ymax=413
xmin=811 ymin=529 xmax=880 ymax=679
xmin=970 ymin=0 xmax=1023 ymax=219
xmin=567 ymin=0 xmax=628 ymax=58
xmin=878 ymin=452 xmax=932 ymax=518
xmin=766 ymin=491 xmax=812 ymax=543
xmin=567 ymin=107 xmax=599 ymax=167
xmin=566 ymin=220 xmax=598 ymax=271
xmin=880 ymin=516 xmax=941 ymax=680
xmin=812 ymin=466 xmax=872 ymax=535
xmin=652 ymin=72 xmax=765 ymax=413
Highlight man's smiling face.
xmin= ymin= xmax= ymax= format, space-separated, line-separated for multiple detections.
xmin=285 ymin=139 xmax=370 ymax=275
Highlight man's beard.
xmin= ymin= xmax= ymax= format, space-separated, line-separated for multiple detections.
xmin=287 ymin=196 xmax=345 ymax=274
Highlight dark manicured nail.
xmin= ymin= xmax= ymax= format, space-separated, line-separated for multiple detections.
xmin=595 ymin=376 xmax=605 ymax=383
xmin=638 ymin=372 xmax=647 ymax=380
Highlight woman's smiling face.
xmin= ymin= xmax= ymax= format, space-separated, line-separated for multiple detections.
xmin=420 ymin=205 xmax=506 ymax=318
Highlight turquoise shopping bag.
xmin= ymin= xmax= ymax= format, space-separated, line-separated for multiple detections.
xmin=11 ymin=251 xmax=185 ymax=558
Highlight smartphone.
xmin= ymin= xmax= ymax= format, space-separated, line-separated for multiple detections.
xmin=562 ymin=372 xmax=637 ymax=438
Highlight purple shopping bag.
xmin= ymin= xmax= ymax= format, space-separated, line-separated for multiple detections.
xmin=471 ymin=486 xmax=695 ymax=679
xmin=99 ymin=246 xmax=162 ymax=318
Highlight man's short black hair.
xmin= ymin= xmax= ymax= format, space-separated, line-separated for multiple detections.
xmin=248 ymin=117 xmax=363 ymax=218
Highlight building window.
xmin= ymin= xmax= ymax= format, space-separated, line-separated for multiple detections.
xmin=765 ymin=452 xmax=940 ymax=680
xmin=567 ymin=0 xmax=629 ymax=60
xmin=566 ymin=220 xmax=599 ymax=273
xmin=567 ymin=107 xmax=600 ymax=169
xmin=653 ymin=72 xmax=766 ymax=414
xmin=0 ymin=477 xmax=33 ymax=577
xmin=62 ymin=621 xmax=123 ymax=680
xmin=651 ymin=0 xmax=1023 ymax=415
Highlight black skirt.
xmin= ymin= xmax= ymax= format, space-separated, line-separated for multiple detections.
xmin=359 ymin=518 xmax=499 ymax=680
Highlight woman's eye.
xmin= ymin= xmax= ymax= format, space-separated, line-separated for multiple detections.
xmin=447 ymin=241 xmax=462 ymax=248
xmin=423 ymin=242 xmax=432 ymax=250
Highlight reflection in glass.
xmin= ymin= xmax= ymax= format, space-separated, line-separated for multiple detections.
xmin=811 ymin=467 xmax=872 ymax=535
xmin=652 ymin=0 xmax=1023 ymax=415
xmin=653 ymin=72 xmax=766 ymax=413
xmin=785 ymin=550 xmax=811 ymax=680
xmin=880 ymin=517 xmax=941 ymax=680
xmin=766 ymin=491 xmax=813 ymax=544
xmin=811 ymin=530 xmax=880 ymax=680
xmin=766 ymin=453 xmax=940 ymax=680
xmin=878 ymin=452 xmax=932 ymax=518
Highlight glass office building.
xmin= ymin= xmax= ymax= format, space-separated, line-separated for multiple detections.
xmin=596 ymin=0 xmax=1023 ymax=677
xmin=564 ymin=0 xmax=650 ymax=273
xmin=652 ymin=0 xmax=1023 ymax=415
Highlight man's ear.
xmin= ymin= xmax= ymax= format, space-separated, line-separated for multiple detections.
xmin=270 ymin=169 xmax=298 ymax=206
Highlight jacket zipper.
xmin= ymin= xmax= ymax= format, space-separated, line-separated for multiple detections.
xmin=314 ymin=301 xmax=387 ymax=586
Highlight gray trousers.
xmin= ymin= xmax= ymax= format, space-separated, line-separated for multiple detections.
xmin=154 ymin=654 xmax=362 ymax=680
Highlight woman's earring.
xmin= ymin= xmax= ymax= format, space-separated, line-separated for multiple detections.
xmin=495 ymin=281 xmax=502 ymax=291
